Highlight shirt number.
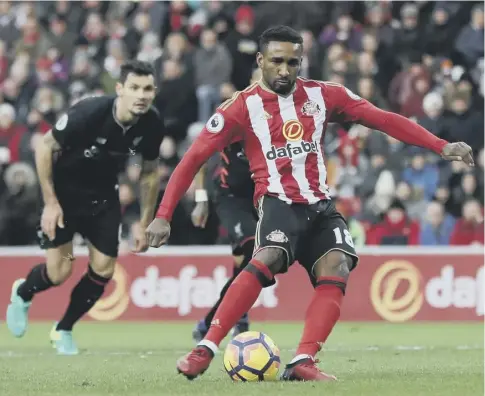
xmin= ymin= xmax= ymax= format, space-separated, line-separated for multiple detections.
xmin=333 ymin=227 xmax=355 ymax=248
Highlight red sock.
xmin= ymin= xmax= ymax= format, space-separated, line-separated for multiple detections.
xmin=295 ymin=276 xmax=346 ymax=358
xmin=204 ymin=260 xmax=272 ymax=347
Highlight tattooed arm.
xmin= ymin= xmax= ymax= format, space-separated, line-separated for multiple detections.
xmin=139 ymin=159 xmax=160 ymax=228
xmin=36 ymin=131 xmax=62 ymax=206
xmin=131 ymin=158 xmax=160 ymax=253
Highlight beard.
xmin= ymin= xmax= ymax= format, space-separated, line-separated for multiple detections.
xmin=268 ymin=78 xmax=294 ymax=95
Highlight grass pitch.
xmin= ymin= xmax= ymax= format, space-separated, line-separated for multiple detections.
xmin=0 ymin=321 xmax=482 ymax=396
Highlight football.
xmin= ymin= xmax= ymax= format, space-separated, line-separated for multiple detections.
xmin=223 ymin=331 xmax=281 ymax=382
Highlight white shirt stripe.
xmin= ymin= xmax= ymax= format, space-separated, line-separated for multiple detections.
xmin=246 ymin=94 xmax=290 ymax=203
xmin=277 ymin=95 xmax=318 ymax=203
xmin=303 ymin=86 xmax=330 ymax=196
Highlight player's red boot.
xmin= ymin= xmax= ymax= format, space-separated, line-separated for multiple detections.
xmin=280 ymin=356 xmax=337 ymax=382
xmin=176 ymin=346 xmax=214 ymax=380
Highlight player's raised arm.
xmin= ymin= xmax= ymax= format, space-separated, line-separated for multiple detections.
xmin=146 ymin=108 xmax=243 ymax=248
xmin=327 ymin=83 xmax=475 ymax=166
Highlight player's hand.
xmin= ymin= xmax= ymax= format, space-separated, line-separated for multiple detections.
xmin=191 ymin=202 xmax=209 ymax=228
xmin=131 ymin=223 xmax=149 ymax=253
xmin=41 ymin=202 xmax=64 ymax=241
xmin=441 ymin=142 xmax=475 ymax=166
xmin=146 ymin=218 xmax=171 ymax=248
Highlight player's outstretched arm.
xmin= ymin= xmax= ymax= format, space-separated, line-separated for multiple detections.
xmin=146 ymin=111 xmax=241 ymax=248
xmin=330 ymin=84 xmax=475 ymax=166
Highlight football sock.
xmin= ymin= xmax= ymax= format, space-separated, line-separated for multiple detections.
xmin=294 ymin=276 xmax=346 ymax=358
xmin=203 ymin=258 xmax=247 ymax=329
xmin=17 ymin=263 xmax=55 ymax=302
xmin=200 ymin=259 xmax=272 ymax=353
xmin=56 ymin=265 xmax=111 ymax=332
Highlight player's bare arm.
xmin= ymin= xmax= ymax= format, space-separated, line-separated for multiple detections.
xmin=191 ymin=164 xmax=209 ymax=228
xmin=132 ymin=158 xmax=160 ymax=253
xmin=35 ymin=130 xmax=64 ymax=240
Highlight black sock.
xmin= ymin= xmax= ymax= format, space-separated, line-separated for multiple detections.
xmin=56 ymin=265 xmax=111 ymax=332
xmin=203 ymin=259 xmax=249 ymax=329
xmin=17 ymin=263 xmax=55 ymax=302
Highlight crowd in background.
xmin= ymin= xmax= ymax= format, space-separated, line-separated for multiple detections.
xmin=0 ymin=0 xmax=483 ymax=248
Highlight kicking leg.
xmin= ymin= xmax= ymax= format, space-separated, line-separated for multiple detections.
xmin=282 ymin=250 xmax=353 ymax=382
xmin=51 ymin=243 xmax=114 ymax=355
xmin=177 ymin=246 xmax=285 ymax=380
xmin=6 ymin=242 xmax=74 ymax=337
xmin=193 ymin=239 xmax=254 ymax=342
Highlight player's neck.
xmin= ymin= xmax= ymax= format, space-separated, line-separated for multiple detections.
xmin=113 ymin=98 xmax=136 ymax=125
xmin=258 ymin=79 xmax=296 ymax=98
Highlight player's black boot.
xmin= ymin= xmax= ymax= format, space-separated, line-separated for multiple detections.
xmin=192 ymin=319 xmax=208 ymax=343
xmin=232 ymin=313 xmax=249 ymax=337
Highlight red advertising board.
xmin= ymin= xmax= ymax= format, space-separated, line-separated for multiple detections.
xmin=0 ymin=247 xmax=482 ymax=322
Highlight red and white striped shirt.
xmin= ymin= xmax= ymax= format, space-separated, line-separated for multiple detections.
xmin=157 ymin=78 xmax=447 ymax=220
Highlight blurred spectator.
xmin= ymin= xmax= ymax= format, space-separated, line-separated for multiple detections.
xmin=319 ymin=12 xmax=363 ymax=52
xmin=450 ymin=199 xmax=484 ymax=245
xmin=365 ymin=4 xmax=395 ymax=50
xmin=356 ymin=77 xmax=388 ymax=108
xmin=418 ymin=92 xmax=447 ymax=139
xmin=336 ymin=199 xmax=366 ymax=247
xmin=419 ymin=201 xmax=456 ymax=245
xmin=422 ymin=4 xmax=460 ymax=59
xmin=14 ymin=15 xmax=53 ymax=60
xmin=0 ymin=2 xmax=21 ymax=45
xmin=224 ymin=4 xmax=258 ymax=90
xmin=446 ymin=92 xmax=484 ymax=154
xmin=194 ymin=28 xmax=232 ymax=122
xmin=0 ymin=104 xmax=27 ymax=163
xmin=361 ymin=167 xmax=396 ymax=223
xmin=154 ymin=32 xmax=194 ymax=86
xmin=0 ymin=162 xmax=40 ymax=245
xmin=100 ymin=39 xmax=128 ymax=93
xmin=366 ymin=199 xmax=420 ymax=245
xmin=155 ymin=59 xmax=197 ymax=142
xmin=393 ymin=3 xmax=423 ymax=65
xmin=31 ymin=86 xmax=64 ymax=125
xmin=119 ymin=182 xmax=140 ymax=242
xmin=395 ymin=180 xmax=428 ymax=221
xmin=449 ymin=171 xmax=484 ymax=215
xmin=454 ymin=4 xmax=484 ymax=68
xmin=402 ymin=152 xmax=439 ymax=201
xmin=78 ymin=12 xmax=107 ymax=63
xmin=388 ymin=54 xmax=431 ymax=115
xmin=47 ymin=14 xmax=77 ymax=60
xmin=45 ymin=46 xmax=70 ymax=85
xmin=137 ymin=32 xmax=163 ymax=64
xmin=0 ymin=40 xmax=8 ymax=84
xmin=299 ymin=30 xmax=322 ymax=80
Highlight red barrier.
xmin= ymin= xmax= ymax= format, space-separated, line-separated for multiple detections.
xmin=0 ymin=247 xmax=482 ymax=322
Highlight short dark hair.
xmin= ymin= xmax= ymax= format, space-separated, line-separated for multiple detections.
xmin=119 ymin=60 xmax=155 ymax=83
xmin=259 ymin=25 xmax=303 ymax=53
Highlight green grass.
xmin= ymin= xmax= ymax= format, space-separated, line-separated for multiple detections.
xmin=0 ymin=322 xmax=483 ymax=396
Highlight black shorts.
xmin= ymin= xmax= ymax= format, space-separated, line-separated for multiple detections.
xmin=37 ymin=198 xmax=121 ymax=258
xmin=214 ymin=189 xmax=257 ymax=255
xmin=254 ymin=195 xmax=358 ymax=281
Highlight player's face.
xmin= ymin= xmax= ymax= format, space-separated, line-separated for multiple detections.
xmin=257 ymin=41 xmax=302 ymax=95
xmin=117 ymin=73 xmax=156 ymax=116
